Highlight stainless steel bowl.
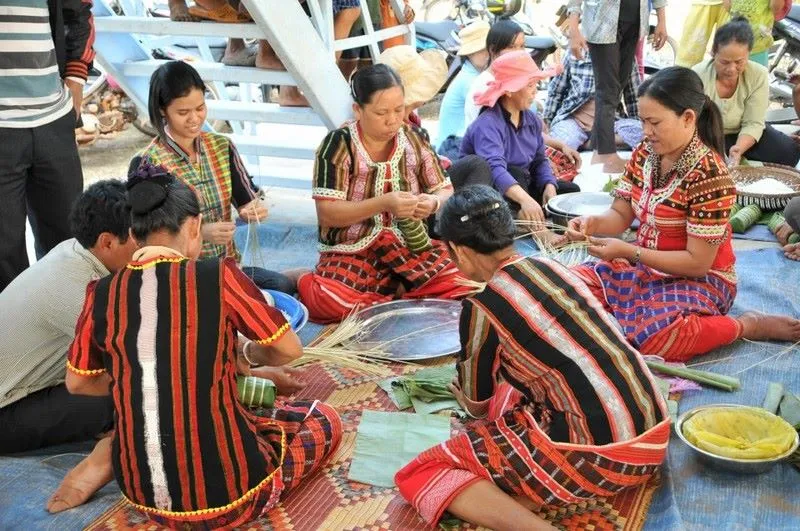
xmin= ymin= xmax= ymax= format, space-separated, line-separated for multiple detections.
xmin=675 ymin=404 xmax=799 ymax=474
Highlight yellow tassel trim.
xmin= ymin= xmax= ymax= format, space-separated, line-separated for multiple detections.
xmin=66 ymin=360 xmax=106 ymax=376
xmin=253 ymin=322 xmax=291 ymax=345
xmin=124 ymin=424 xmax=286 ymax=518
xmin=126 ymin=257 xmax=187 ymax=270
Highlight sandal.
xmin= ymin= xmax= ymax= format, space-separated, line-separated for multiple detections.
xmin=187 ymin=3 xmax=249 ymax=23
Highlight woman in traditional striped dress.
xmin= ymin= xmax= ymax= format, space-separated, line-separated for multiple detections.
xmin=567 ymin=67 xmax=800 ymax=362
xmin=395 ymin=185 xmax=670 ymax=531
xmin=297 ymin=64 xmax=472 ymax=323
xmin=62 ymin=165 xmax=341 ymax=528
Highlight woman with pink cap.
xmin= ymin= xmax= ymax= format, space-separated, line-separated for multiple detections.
xmin=456 ymin=51 xmax=579 ymax=227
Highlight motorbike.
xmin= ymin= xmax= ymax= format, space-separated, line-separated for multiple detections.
xmin=415 ymin=1 xmax=557 ymax=93
xmin=769 ymin=3 xmax=800 ymax=117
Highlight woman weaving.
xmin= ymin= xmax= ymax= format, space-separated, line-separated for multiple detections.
xmin=395 ymin=185 xmax=670 ymax=530
xmin=297 ymin=65 xmax=471 ymax=323
xmin=130 ymin=61 xmax=295 ymax=293
xmin=568 ymin=67 xmax=800 ymax=362
xmin=61 ymin=166 xmax=341 ymax=527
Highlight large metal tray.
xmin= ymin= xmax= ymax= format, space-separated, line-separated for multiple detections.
xmin=344 ymin=299 xmax=462 ymax=361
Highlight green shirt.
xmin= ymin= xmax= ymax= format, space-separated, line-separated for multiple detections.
xmin=693 ymin=59 xmax=769 ymax=142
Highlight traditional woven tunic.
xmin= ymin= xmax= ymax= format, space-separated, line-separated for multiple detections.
xmin=133 ymin=132 xmax=260 ymax=259
xmin=298 ymin=121 xmax=471 ymax=323
xmin=573 ymin=136 xmax=740 ymax=361
xmin=67 ymin=257 xmax=341 ymax=528
xmin=395 ymin=257 xmax=669 ymax=525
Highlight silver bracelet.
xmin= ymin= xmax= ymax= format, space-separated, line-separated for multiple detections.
xmin=242 ymin=341 xmax=260 ymax=367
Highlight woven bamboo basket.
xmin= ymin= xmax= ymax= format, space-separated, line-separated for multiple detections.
xmin=730 ymin=164 xmax=800 ymax=211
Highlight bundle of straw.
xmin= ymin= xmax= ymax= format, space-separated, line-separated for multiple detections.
xmin=290 ymin=313 xmax=404 ymax=376
xmin=525 ymin=228 xmax=592 ymax=268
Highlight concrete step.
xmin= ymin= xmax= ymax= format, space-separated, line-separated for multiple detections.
xmin=121 ymin=59 xmax=297 ymax=87
xmin=207 ymin=100 xmax=323 ymax=126
xmin=94 ymin=16 xmax=265 ymax=40
xmin=227 ymin=122 xmax=326 ymax=162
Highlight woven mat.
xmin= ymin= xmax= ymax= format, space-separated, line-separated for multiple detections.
xmin=87 ymin=357 xmax=661 ymax=531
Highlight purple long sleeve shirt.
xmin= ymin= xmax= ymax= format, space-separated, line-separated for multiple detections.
xmin=460 ymin=104 xmax=557 ymax=194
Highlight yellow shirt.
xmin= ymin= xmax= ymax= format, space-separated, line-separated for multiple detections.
xmin=731 ymin=0 xmax=775 ymax=55
xmin=693 ymin=59 xmax=769 ymax=141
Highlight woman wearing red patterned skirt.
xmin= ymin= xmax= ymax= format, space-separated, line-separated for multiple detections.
xmin=62 ymin=165 xmax=341 ymax=528
xmin=395 ymin=185 xmax=670 ymax=530
xmin=567 ymin=67 xmax=800 ymax=362
xmin=297 ymin=64 xmax=472 ymax=323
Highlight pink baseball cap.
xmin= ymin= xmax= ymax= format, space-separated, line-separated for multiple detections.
xmin=473 ymin=50 xmax=562 ymax=108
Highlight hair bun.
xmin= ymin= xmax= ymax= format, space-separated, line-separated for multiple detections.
xmin=127 ymin=162 xmax=173 ymax=215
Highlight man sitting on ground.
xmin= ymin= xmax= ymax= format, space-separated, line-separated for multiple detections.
xmin=0 ymin=180 xmax=135 ymax=455
xmin=543 ymin=51 xmax=644 ymax=153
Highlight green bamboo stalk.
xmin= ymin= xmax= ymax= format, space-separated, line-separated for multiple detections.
xmin=645 ymin=361 xmax=741 ymax=392
xmin=762 ymin=382 xmax=785 ymax=414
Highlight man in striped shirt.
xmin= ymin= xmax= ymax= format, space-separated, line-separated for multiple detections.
xmin=0 ymin=0 xmax=95 ymax=292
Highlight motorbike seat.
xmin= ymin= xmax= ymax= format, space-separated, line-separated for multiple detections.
xmin=415 ymin=21 xmax=460 ymax=43
xmin=525 ymin=35 xmax=556 ymax=50
xmin=789 ymin=4 xmax=800 ymax=23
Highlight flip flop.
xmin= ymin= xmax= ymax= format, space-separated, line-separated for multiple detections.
xmin=187 ymin=4 xmax=248 ymax=23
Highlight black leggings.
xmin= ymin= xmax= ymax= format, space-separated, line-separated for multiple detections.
xmin=241 ymin=266 xmax=296 ymax=294
xmin=725 ymin=124 xmax=800 ymax=167
xmin=448 ymin=155 xmax=580 ymax=211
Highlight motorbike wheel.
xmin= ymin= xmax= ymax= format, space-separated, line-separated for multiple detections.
xmin=643 ymin=35 xmax=678 ymax=75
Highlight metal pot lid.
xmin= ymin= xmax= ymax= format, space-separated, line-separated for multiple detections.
xmin=546 ymin=192 xmax=613 ymax=217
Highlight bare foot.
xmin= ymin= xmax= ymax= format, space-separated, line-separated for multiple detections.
xmin=775 ymin=222 xmax=794 ymax=246
xmin=168 ymin=0 xmax=198 ymax=21
xmin=47 ymin=437 xmax=114 ymax=513
xmin=784 ymin=242 xmax=800 ymax=261
xmin=255 ymin=40 xmax=285 ymax=70
xmin=736 ymin=311 xmax=800 ymax=343
xmin=278 ymin=86 xmax=309 ymax=107
xmin=222 ymin=42 xmax=257 ymax=67
xmin=591 ymin=152 xmax=628 ymax=173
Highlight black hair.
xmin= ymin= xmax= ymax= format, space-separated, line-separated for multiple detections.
xmin=712 ymin=15 xmax=754 ymax=54
xmin=437 ymin=185 xmax=515 ymax=254
xmin=638 ymin=66 xmax=726 ymax=157
xmin=148 ymin=61 xmax=205 ymax=138
xmin=350 ymin=63 xmax=403 ymax=105
xmin=69 ymin=179 xmax=131 ymax=249
xmin=127 ymin=163 xmax=201 ymax=242
xmin=486 ymin=19 xmax=523 ymax=63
